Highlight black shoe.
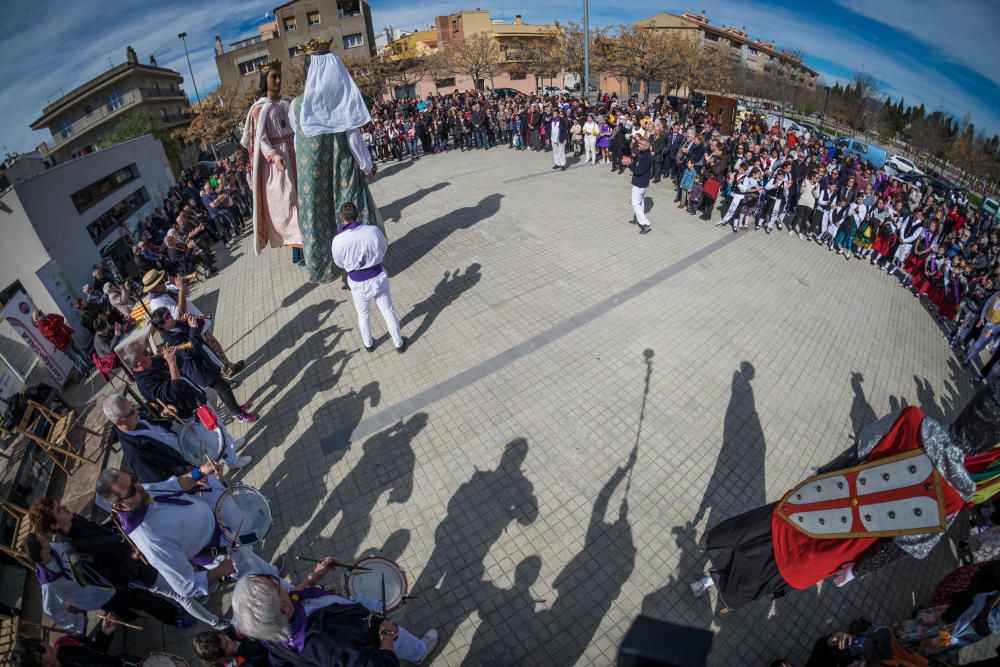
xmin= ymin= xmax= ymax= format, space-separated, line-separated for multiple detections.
xmin=628 ymin=218 xmax=637 ymax=225
xmin=396 ymin=337 xmax=408 ymax=354
xmin=552 ymin=165 xmax=559 ymax=170
xmin=560 ymin=166 xmax=566 ymax=171
xmin=639 ymin=225 xmax=651 ymax=234
xmin=364 ymin=343 xmax=375 ymax=353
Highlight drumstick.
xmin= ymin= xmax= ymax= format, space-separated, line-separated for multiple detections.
xmin=295 ymin=556 xmax=371 ymax=572
xmin=155 ymin=399 xmax=184 ymax=425
xmin=99 ymin=614 xmax=143 ymax=631
xmin=380 ymin=573 xmax=387 ymax=618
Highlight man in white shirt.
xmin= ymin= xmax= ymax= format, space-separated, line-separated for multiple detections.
xmin=550 ymin=109 xmax=568 ymax=171
xmin=142 ymin=270 xmax=244 ymax=379
xmin=582 ymin=114 xmax=600 ymax=164
xmin=96 ymin=467 xmax=281 ymax=605
xmin=331 ymin=202 xmax=407 ymax=353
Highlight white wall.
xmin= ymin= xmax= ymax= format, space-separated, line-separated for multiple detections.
xmin=0 ymin=134 xmax=174 ymax=324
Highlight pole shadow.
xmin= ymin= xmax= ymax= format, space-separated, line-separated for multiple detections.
xmin=693 ymin=361 xmax=766 ymax=528
xmin=384 ymin=194 xmax=503 ymax=277
xmin=381 ymin=182 xmax=450 ymax=223
xmin=408 ymin=438 xmax=538 ymax=661
xmin=394 ymin=264 xmax=482 ymax=345
xmin=239 ymin=300 xmax=340 ymax=376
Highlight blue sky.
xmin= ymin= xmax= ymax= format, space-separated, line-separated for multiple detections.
xmin=1 ymin=0 xmax=998 ymax=156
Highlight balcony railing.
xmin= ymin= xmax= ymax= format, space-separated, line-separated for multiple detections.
xmin=43 ymin=87 xmax=189 ymax=152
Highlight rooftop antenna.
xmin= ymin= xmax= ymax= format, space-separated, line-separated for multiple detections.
xmin=107 ymin=57 xmax=114 ymax=69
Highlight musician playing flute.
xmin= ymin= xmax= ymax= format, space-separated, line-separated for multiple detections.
xmin=231 ymin=560 xmax=438 ymax=667
xmin=121 ymin=341 xmax=254 ymax=470
xmin=95 ymin=467 xmax=283 ymax=612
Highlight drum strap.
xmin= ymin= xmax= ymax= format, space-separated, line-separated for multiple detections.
xmin=190 ymin=523 xmax=226 ymax=566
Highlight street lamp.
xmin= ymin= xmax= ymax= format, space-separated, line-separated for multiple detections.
xmin=583 ymin=0 xmax=590 ymax=102
xmin=177 ymin=32 xmax=202 ymax=103
xmin=821 ymin=84 xmax=831 ymax=131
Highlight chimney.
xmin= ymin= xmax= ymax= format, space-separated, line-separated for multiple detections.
xmin=149 ymin=54 xmax=158 ymax=68
xmin=514 ymin=14 xmax=523 ymax=24
xmin=215 ymin=36 xmax=224 ymax=55
xmin=701 ymin=9 xmax=707 ymax=21
xmin=125 ymin=45 xmax=138 ymax=64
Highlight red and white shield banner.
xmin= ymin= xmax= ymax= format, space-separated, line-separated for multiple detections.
xmin=776 ymin=449 xmax=948 ymax=539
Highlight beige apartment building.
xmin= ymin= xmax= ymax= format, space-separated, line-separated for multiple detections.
xmin=637 ymin=11 xmax=818 ymax=89
xmin=214 ymin=0 xmax=376 ymax=96
xmin=30 ymin=47 xmax=192 ymax=165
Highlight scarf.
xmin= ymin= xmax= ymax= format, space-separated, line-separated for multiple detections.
xmin=116 ymin=492 xmax=193 ymax=534
xmin=298 ymin=53 xmax=370 ymax=136
xmin=281 ymin=587 xmax=334 ymax=653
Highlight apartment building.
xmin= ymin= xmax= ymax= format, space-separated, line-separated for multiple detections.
xmin=31 ymin=47 xmax=191 ymax=165
xmin=214 ymin=0 xmax=376 ymax=95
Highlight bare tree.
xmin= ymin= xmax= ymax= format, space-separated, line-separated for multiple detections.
xmin=443 ymin=32 xmax=503 ymax=91
xmin=604 ymin=24 xmax=676 ymax=99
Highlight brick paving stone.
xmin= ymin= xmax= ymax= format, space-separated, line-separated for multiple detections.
xmin=118 ymin=147 xmax=979 ymax=666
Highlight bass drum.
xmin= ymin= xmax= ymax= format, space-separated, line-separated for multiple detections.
xmin=177 ymin=419 xmax=224 ymax=466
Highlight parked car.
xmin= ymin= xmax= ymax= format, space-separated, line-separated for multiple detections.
xmin=535 ymin=86 xmax=569 ymax=96
xmin=886 ymin=154 xmax=923 ymax=176
xmin=929 ymin=178 xmax=965 ymax=203
xmin=833 ymin=137 xmax=888 ymax=169
xmin=980 ymin=197 xmax=999 ymax=221
xmin=491 ymin=87 xmax=521 ymax=99
xmin=797 ymin=122 xmax=831 ymax=142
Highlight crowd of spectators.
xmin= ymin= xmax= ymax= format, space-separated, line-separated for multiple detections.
xmin=357 ymin=88 xmax=1000 ymax=383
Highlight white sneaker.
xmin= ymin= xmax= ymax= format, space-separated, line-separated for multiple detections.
xmin=690 ymin=575 xmax=715 ymax=595
xmin=415 ymin=629 xmax=439 ymax=664
xmin=226 ymin=455 xmax=253 ymax=469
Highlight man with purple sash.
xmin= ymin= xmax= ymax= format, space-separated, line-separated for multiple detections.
xmin=95 ymin=467 xmax=281 ymax=616
xmin=232 ymin=558 xmax=437 ymax=667
xmin=331 ymin=202 xmax=407 ymax=354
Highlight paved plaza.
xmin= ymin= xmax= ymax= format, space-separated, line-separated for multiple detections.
xmin=132 ymin=147 xmax=978 ymax=666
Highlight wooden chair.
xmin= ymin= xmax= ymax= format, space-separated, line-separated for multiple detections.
xmin=0 ymin=615 xmax=62 ymax=664
xmin=15 ymin=401 xmax=102 ymax=475
xmin=0 ymin=502 xmax=34 ymax=571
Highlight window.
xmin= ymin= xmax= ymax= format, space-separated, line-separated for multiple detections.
xmin=288 ymin=46 xmax=301 ymax=58
xmin=748 ymin=47 xmax=759 ymax=56
xmin=509 ymin=72 xmax=526 ymax=80
xmin=87 ymin=187 xmax=149 ymax=243
xmin=71 ymin=164 xmax=139 ymax=213
xmin=436 ymin=77 xmax=456 ymax=87
xmin=307 ymin=11 xmax=320 ymax=25
xmin=238 ymin=55 xmax=269 ymax=76
xmin=338 ymin=0 xmax=360 ymax=17
xmin=284 ymin=17 xmax=296 ymax=31
xmin=58 ymin=118 xmax=73 ymax=140
xmin=105 ymin=88 xmax=124 ymax=112
xmin=343 ymin=33 xmax=363 ymax=49
xmin=159 ymin=108 xmax=168 ymax=121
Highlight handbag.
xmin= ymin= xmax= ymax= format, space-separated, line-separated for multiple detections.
xmin=702 ymin=178 xmax=721 ymax=200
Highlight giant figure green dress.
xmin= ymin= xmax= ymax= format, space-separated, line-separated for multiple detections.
xmin=291 ymin=96 xmax=385 ymax=284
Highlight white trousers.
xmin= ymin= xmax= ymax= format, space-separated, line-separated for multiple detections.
xmin=348 ymin=271 xmax=404 ymax=348
xmin=893 ymin=242 xmax=913 ymax=265
xmin=145 ymin=573 xmax=221 ymax=627
xmin=584 ymin=136 xmax=597 ymax=162
xmin=631 ymin=186 xmax=650 ymax=227
xmin=552 ymin=141 xmax=566 ymax=166
xmin=721 ymin=194 xmax=744 ymax=222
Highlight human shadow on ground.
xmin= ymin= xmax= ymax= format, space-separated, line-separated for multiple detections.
xmin=381 ymin=182 xmax=450 ymax=223
xmin=692 ymin=361 xmax=766 ymax=528
xmin=240 ymin=299 xmax=340 ymax=377
xmin=259 ymin=381 xmax=382 ymax=559
xmin=849 ymin=371 xmax=879 ymax=440
xmin=376 ymin=159 xmax=416 ymax=179
xmin=225 ymin=282 xmax=321 ymax=351
xmin=394 ymin=264 xmax=482 ymax=345
xmin=409 ymin=438 xmax=538 ymax=661
xmin=384 ymin=193 xmax=503 ymax=277
xmin=463 ymin=453 xmax=638 ymax=666
xmin=279 ymin=412 xmax=423 ymax=565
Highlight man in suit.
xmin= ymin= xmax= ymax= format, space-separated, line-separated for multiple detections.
xmin=550 ymin=108 xmax=570 ymax=172
xmin=622 ymin=138 xmax=653 ymax=235
xmin=649 ymin=123 xmax=667 ymax=183
xmin=527 ymin=104 xmax=543 ymax=151
xmin=663 ymin=125 xmax=684 ymax=181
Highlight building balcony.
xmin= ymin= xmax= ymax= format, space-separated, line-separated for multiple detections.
xmin=40 ymin=88 xmax=190 ymax=153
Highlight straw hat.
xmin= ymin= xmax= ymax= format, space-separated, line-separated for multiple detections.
xmin=142 ymin=269 xmax=166 ymax=293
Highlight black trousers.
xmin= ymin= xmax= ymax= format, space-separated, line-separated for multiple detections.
xmin=789 ymin=205 xmax=813 ymax=234
xmin=706 ymin=502 xmax=790 ymax=610
xmin=651 ymin=154 xmax=664 ymax=182
xmin=102 ymin=587 xmax=179 ymax=625
xmin=210 ymin=377 xmax=241 ymax=414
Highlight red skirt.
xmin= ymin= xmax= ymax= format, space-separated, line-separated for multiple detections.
xmin=904 ymin=255 xmax=926 ymax=279
xmin=872 ymin=236 xmax=894 ymax=256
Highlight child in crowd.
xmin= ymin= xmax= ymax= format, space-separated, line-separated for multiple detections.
xmin=678 ymin=160 xmax=696 ymax=210
xmin=687 ymin=174 xmax=704 ymax=216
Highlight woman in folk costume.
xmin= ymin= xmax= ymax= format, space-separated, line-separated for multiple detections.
xmin=240 ymin=60 xmax=303 ymax=256
xmin=289 ymin=38 xmax=384 ymax=284
xmin=692 ymin=382 xmax=1000 ymax=612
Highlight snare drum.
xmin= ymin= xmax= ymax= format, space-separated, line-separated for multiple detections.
xmin=344 ymin=556 xmax=408 ymax=615
xmin=177 ymin=418 xmax=224 ymax=465
xmin=214 ymin=483 xmax=272 ymax=547
xmin=141 ymin=653 xmax=190 ymax=667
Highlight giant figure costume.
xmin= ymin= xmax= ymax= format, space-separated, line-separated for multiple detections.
xmin=290 ymin=38 xmax=384 ymax=284
xmin=703 ymin=383 xmax=1000 ymax=610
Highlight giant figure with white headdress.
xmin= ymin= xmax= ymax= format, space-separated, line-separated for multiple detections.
xmin=240 ymin=60 xmax=303 ymax=256
xmin=289 ymin=38 xmax=384 ymax=284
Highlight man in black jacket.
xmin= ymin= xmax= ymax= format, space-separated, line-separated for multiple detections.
xmin=232 ymin=561 xmax=438 ymax=667
xmin=29 ymin=496 xmax=223 ymax=628
xmin=649 ymin=123 xmax=667 ymax=183
xmin=623 ymin=138 xmax=653 ymax=234
xmin=664 ymin=125 xmax=684 ymax=180
xmin=101 ymin=393 xmax=201 ymax=483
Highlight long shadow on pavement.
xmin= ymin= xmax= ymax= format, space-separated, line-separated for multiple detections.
xmin=384 ymin=194 xmax=503 ymax=277
xmin=381 ymin=182 xmax=450 ymax=223
xmin=393 ymin=263 xmax=482 ymax=346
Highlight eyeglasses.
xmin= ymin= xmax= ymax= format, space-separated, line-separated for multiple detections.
xmin=120 ymin=479 xmax=140 ymax=503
